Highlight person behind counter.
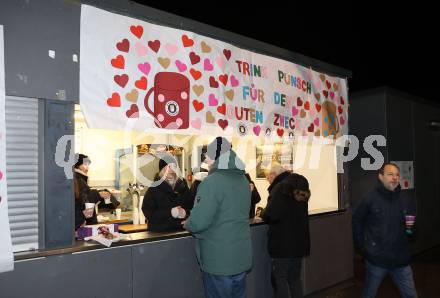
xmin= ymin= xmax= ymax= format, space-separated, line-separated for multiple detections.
xmin=188 ymin=160 xmax=209 ymax=209
xmin=74 ymin=154 xmax=119 ymax=230
xmin=142 ymin=154 xmax=191 ymax=232
xmin=245 ymin=173 xmax=261 ymax=218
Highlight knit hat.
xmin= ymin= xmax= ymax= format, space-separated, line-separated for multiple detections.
xmin=206 ymin=137 xmax=232 ymax=161
xmin=158 ymin=154 xmax=177 ymax=172
xmin=74 ymin=153 xmax=91 ymax=169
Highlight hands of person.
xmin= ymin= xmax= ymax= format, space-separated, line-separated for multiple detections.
xmin=171 ymin=206 xmax=187 ymax=219
xmin=99 ymin=191 xmax=111 ymax=199
xmin=249 ymin=183 xmax=255 ymax=191
xmin=181 ymin=220 xmax=187 ymax=229
xmin=82 ymin=208 xmax=94 ymax=218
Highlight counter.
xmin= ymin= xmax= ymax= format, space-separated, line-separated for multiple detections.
xmin=3 ymin=210 xmax=353 ymax=298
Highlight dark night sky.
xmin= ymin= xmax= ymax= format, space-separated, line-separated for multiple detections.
xmin=138 ymin=2 xmax=438 ymax=104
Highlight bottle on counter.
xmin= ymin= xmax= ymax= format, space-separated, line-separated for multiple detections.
xmin=132 ymin=207 xmax=140 ymax=225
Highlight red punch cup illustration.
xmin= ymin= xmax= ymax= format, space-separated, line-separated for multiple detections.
xmin=405 ymin=215 xmax=416 ymax=235
xmin=144 ymin=72 xmax=190 ymax=129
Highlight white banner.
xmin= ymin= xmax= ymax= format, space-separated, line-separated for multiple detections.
xmin=80 ymin=5 xmax=348 ymax=139
xmin=0 ymin=25 xmax=14 ymax=273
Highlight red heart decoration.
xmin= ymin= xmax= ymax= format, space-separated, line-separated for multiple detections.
xmin=338 ymin=106 xmax=343 ymax=114
xmin=192 ymin=100 xmax=204 ymax=112
xmin=114 ymin=74 xmax=129 ymax=88
xmin=339 ymin=116 xmax=346 ymax=125
xmin=308 ymin=123 xmax=315 ymax=132
xmin=182 ymin=35 xmax=194 ymax=47
xmin=218 ymin=119 xmax=228 ymax=130
xmin=218 ymin=74 xmax=228 ymax=86
xmin=107 ymin=92 xmax=121 ymax=107
xmin=323 ymin=90 xmax=329 ymax=99
xmin=126 ymin=104 xmax=139 ymax=118
xmin=148 ymin=40 xmax=161 ymax=53
xmin=135 ymin=76 xmax=147 ymax=90
xmin=340 ymin=96 xmax=345 ymax=105
xmin=189 ymin=52 xmax=201 ymax=65
xmin=326 ymin=80 xmax=331 ymax=90
xmin=130 ymin=25 xmax=143 ymax=39
xmin=111 ymin=55 xmax=125 ymax=69
xmin=209 ymin=76 xmax=219 ymax=88
xmin=304 ymin=101 xmax=310 ymax=110
xmin=297 ymin=97 xmax=303 ymax=106
xmin=190 ymin=68 xmax=202 ymax=80
xmin=116 ymin=39 xmax=130 ymax=52
xmin=277 ymin=128 xmax=284 ymax=137
xmin=223 ymin=49 xmax=231 ymax=60
xmin=315 ymin=104 xmax=322 ymax=112
xmin=217 ymin=103 xmax=226 ymax=115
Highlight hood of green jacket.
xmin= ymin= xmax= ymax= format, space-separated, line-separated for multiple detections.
xmin=209 ymin=149 xmax=245 ymax=174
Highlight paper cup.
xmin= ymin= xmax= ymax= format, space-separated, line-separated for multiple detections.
xmin=115 ymin=208 xmax=122 ymax=219
xmin=85 ymin=202 xmax=95 ymax=209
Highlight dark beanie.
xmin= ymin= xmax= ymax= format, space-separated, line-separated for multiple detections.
xmin=206 ymin=137 xmax=232 ymax=161
xmin=158 ymin=154 xmax=177 ymax=172
xmin=158 ymin=159 xmax=168 ymax=172
xmin=74 ymin=154 xmax=90 ymax=169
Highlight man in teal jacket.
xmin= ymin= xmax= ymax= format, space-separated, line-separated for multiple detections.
xmin=184 ymin=137 xmax=252 ymax=298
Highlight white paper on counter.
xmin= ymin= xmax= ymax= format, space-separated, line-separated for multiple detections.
xmin=0 ymin=25 xmax=14 ymax=273
xmin=84 ymin=233 xmax=122 ymax=247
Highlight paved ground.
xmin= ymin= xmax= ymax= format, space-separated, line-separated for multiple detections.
xmin=307 ymin=246 xmax=440 ymax=298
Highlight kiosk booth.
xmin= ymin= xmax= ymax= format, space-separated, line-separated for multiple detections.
xmin=0 ymin=2 xmax=353 ymax=297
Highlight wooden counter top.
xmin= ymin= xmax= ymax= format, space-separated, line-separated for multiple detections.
xmin=118 ymin=224 xmax=148 ymax=233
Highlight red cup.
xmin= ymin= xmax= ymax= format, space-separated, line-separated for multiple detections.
xmin=144 ymin=72 xmax=190 ymax=129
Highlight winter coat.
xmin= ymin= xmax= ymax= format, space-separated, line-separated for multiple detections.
xmin=189 ymin=171 xmax=208 ymax=210
xmin=263 ymin=173 xmax=311 ymax=258
xmin=142 ymin=176 xmax=191 ymax=232
xmin=185 ymin=150 xmax=252 ymax=275
xmin=74 ymin=171 xmax=120 ymax=229
xmin=245 ymin=173 xmax=261 ymax=218
xmin=352 ymin=183 xmax=415 ymax=269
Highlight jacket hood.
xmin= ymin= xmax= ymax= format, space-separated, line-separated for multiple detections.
xmin=209 ymin=150 xmax=245 ymax=174
xmin=280 ymin=173 xmax=311 ymax=202
xmin=268 ymin=171 xmax=290 ymax=193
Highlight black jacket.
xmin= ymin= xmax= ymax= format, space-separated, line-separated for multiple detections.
xmin=352 ymin=183 xmax=415 ymax=269
xmin=263 ymin=173 xmax=311 ymax=258
xmin=142 ymin=177 xmax=191 ymax=232
xmin=245 ymin=173 xmax=261 ymax=218
xmin=74 ymin=171 xmax=119 ymax=229
xmin=267 ymin=171 xmax=290 ymax=194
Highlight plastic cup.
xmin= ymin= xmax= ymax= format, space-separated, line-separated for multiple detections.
xmin=405 ymin=215 xmax=416 ymax=234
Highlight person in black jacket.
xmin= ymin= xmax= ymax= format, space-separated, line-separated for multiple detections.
xmin=73 ymin=154 xmax=119 ymax=230
xmin=142 ymin=154 xmax=191 ymax=232
xmin=188 ymin=161 xmax=209 ymax=210
xmin=245 ymin=173 xmax=261 ymax=218
xmin=263 ymin=165 xmax=311 ymax=298
xmin=352 ymin=163 xmax=417 ymax=298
